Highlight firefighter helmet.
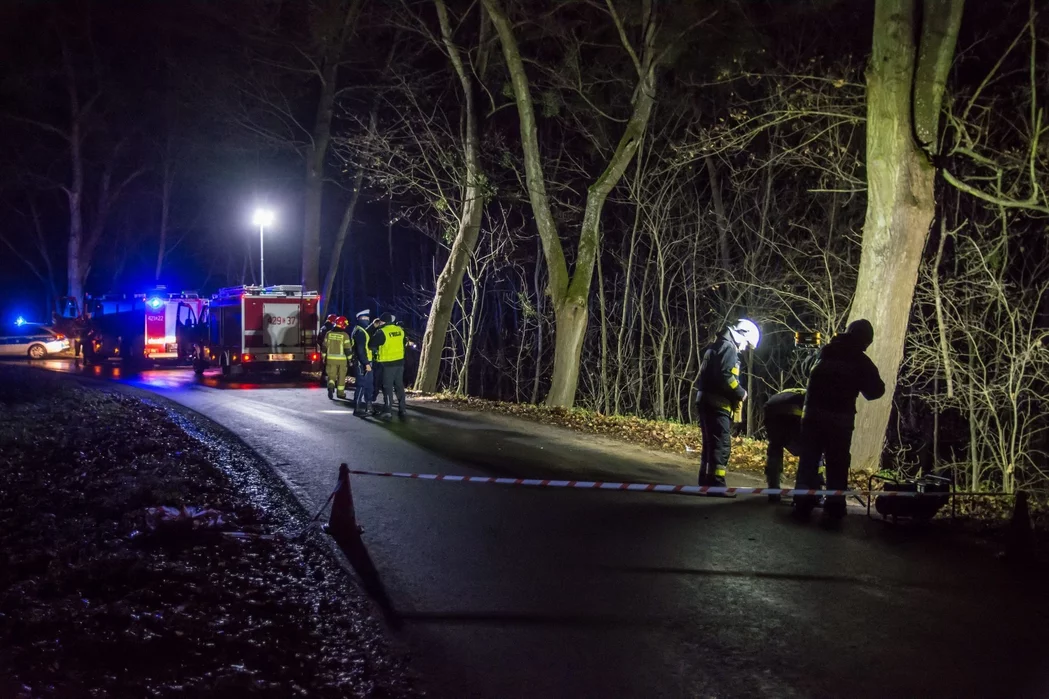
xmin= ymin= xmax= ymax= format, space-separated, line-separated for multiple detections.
xmin=326 ymin=313 xmax=337 ymax=324
xmin=729 ymin=318 xmax=761 ymax=351
xmin=335 ymin=316 xmax=349 ymax=329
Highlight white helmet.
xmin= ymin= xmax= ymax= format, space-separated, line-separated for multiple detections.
xmin=729 ymin=318 xmax=761 ymax=351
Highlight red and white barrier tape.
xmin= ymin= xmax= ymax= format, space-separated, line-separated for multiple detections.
xmin=346 ymin=469 xmax=951 ymax=498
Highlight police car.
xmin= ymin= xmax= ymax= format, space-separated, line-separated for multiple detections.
xmin=0 ymin=319 xmax=71 ymax=359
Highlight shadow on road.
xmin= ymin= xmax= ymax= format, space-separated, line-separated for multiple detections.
xmin=331 ymin=530 xmax=401 ymax=629
xmin=601 ymin=564 xmax=966 ymax=592
xmin=363 ymin=403 xmax=691 ymax=484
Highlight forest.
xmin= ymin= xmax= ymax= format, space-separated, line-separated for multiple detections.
xmin=1 ymin=0 xmax=1047 ymax=494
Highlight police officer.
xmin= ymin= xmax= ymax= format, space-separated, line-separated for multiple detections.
xmin=695 ymin=319 xmax=760 ymax=488
xmin=350 ymin=310 xmax=373 ymax=417
xmin=323 ymin=316 xmax=351 ymax=400
xmin=794 ymin=319 xmax=885 ymax=520
xmin=368 ymin=312 xmax=409 ymax=419
xmin=763 ymin=388 xmax=806 ymax=504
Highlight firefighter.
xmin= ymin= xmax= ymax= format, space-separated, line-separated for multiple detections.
xmin=368 ymin=312 xmax=409 ymax=419
xmin=695 ymin=319 xmax=760 ymax=488
xmin=793 ymin=319 xmax=885 ymax=521
xmin=350 ymin=309 xmax=374 ymax=417
xmin=323 ymin=316 xmax=351 ymax=400
xmin=318 ymin=313 xmax=337 ymax=382
xmin=763 ymin=388 xmax=806 ymax=504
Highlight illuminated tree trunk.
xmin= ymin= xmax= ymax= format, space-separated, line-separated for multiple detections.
xmin=416 ymin=0 xmax=487 ymax=392
xmin=848 ymin=0 xmax=963 ymax=470
xmin=482 ymin=0 xmax=660 ymax=408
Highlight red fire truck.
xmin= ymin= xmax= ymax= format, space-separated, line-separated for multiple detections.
xmin=196 ymin=285 xmax=321 ymax=378
xmin=82 ymin=290 xmax=207 ymax=367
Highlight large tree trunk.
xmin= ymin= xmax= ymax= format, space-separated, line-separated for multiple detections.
xmin=301 ymin=0 xmax=364 ymax=293
xmin=321 ymin=166 xmax=364 ymax=316
xmin=483 ymin=0 xmax=660 ymax=408
xmin=155 ymin=160 xmax=173 ymax=282
xmin=415 ymin=0 xmax=487 ymax=393
xmin=848 ymin=0 xmax=963 ymax=471
xmin=545 ymin=300 xmax=588 ymax=407
xmin=302 ymin=66 xmax=335 ymax=292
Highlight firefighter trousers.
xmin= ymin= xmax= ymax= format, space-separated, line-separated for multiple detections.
xmin=698 ymin=404 xmax=732 ymax=486
xmin=326 ymin=359 xmax=348 ymax=399
xmin=764 ymin=414 xmax=801 ymax=489
xmin=380 ymin=363 xmax=406 ymax=416
xmin=796 ymin=416 xmax=852 ymax=515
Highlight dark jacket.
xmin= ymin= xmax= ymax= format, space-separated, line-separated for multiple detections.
xmin=765 ymin=389 xmax=805 ymax=418
xmin=803 ymin=334 xmax=884 ymax=424
xmin=351 ymin=322 xmax=371 ymax=367
xmin=695 ymin=330 xmax=746 ymax=412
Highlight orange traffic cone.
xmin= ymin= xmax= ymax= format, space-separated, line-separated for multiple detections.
xmin=327 ymin=463 xmax=363 ymax=544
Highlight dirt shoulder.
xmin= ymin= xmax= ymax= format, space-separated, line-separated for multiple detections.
xmin=0 ymin=366 xmax=424 ymax=698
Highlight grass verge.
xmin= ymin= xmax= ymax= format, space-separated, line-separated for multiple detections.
xmin=0 ymin=366 xmax=422 ymax=698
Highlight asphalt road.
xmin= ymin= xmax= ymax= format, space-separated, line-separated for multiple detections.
xmin=29 ymin=360 xmax=1049 ymax=698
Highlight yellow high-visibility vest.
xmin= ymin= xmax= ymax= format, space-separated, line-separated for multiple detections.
xmin=325 ymin=330 xmax=350 ymax=360
xmin=375 ymin=324 xmax=405 ymax=362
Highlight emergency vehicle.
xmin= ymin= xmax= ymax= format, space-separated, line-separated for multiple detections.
xmin=196 ymin=285 xmax=321 ymax=377
xmin=82 ymin=289 xmax=207 ymax=366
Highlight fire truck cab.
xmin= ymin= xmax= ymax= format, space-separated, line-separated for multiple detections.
xmin=198 ymin=285 xmax=321 ymax=378
xmin=82 ymin=289 xmax=207 ymax=367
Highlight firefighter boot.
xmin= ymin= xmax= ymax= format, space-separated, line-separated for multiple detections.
xmin=327 ymin=381 xmax=335 ymax=400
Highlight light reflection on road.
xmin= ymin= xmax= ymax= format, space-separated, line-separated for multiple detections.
xmin=25 ymin=358 xmax=322 ymax=391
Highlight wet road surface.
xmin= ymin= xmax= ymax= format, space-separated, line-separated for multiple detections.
xmin=26 ymin=360 xmax=1049 ymax=698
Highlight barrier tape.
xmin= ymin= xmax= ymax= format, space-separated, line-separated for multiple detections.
xmin=346 ymin=469 xmax=958 ymax=498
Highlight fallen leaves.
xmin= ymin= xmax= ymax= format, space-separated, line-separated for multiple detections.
xmin=0 ymin=367 xmax=421 ymax=698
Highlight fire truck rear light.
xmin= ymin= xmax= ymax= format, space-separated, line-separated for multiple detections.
xmin=232 ymin=354 xmax=239 ymax=362
xmin=243 ymin=354 xmax=253 ymax=362
xmin=310 ymin=353 xmax=320 ymax=362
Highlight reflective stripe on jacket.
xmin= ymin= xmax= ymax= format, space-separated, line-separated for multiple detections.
xmin=324 ymin=330 xmax=350 ymax=360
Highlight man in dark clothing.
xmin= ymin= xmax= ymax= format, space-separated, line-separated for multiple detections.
xmin=350 ymin=310 xmax=373 ymax=417
xmin=794 ymin=319 xmax=885 ymax=520
xmin=764 ymin=388 xmax=806 ymax=503
xmin=694 ymin=319 xmax=760 ymax=487
xmin=368 ymin=313 xmax=409 ymax=418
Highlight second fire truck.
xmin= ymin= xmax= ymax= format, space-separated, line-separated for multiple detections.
xmin=195 ymin=285 xmax=322 ymax=378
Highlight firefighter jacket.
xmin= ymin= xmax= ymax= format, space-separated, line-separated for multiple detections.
xmin=695 ymin=330 xmax=747 ymax=414
xmin=318 ymin=321 xmax=334 ymax=350
xmin=369 ymin=323 xmax=407 ymax=365
xmin=803 ymin=333 xmax=884 ymax=427
xmin=323 ymin=330 xmax=351 ymax=361
xmin=351 ymin=323 xmax=371 ymax=368
xmin=765 ymin=389 xmax=805 ymax=418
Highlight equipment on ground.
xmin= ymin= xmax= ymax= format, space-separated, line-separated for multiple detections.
xmin=196 ymin=285 xmax=321 ymax=378
xmin=867 ymin=471 xmax=953 ymax=523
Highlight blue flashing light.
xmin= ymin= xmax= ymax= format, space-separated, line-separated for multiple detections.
xmin=15 ymin=316 xmax=26 ymax=326
xmin=148 ymin=297 xmax=163 ymax=309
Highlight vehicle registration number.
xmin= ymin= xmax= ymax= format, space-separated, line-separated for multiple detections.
xmin=269 ymin=353 xmax=294 ymax=361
